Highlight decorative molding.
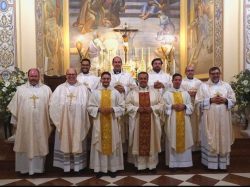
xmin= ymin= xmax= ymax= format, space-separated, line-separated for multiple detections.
xmin=0 ymin=0 xmax=16 ymax=79
xmin=214 ymin=0 xmax=224 ymax=69
xmin=35 ymin=0 xmax=44 ymax=73
xmin=244 ymin=0 xmax=250 ymax=69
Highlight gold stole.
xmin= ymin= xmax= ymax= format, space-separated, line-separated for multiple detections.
xmin=100 ymin=89 xmax=112 ymax=155
xmin=138 ymin=92 xmax=151 ymax=156
xmin=173 ymin=92 xmax=185 ymax=153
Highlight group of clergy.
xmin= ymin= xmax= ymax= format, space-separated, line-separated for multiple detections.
xmin=7 ymin=56 xmax=236 ymax=178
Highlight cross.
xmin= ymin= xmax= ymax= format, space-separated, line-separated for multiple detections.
xmin=67 ymin=93 xmax=76 ymax=106
xmin=30 ymin=94 xmax=39 ymax=108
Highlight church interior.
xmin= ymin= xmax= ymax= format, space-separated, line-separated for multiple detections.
xmin=0 ymin=0 xmax=250 ymax=185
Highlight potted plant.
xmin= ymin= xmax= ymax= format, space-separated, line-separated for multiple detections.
xmin=230 ymin=69 xmax=250 ymax=137
xmin=0 ymin=68 xmax=27 ymax=139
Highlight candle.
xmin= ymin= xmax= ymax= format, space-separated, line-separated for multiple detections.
xmin=173 ymin=59 xmax=176 ymax=74
xmin=44 ymin=57 xmax=48 ymax=74
xmin=141 ymin=48 xmax=143 ymax=61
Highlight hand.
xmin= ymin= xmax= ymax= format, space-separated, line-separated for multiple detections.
xmin=154 ymin=81 xmax=164 ymax=89
xmin=188 ymin=90 xmax=197 ymax=97
xmin=210 ymin=96 xmax=227 ymax=104
xmin=172 ymin=104 xmax=186 ymax=111
xmin=114 ymin=85 xmax=125 ymax=93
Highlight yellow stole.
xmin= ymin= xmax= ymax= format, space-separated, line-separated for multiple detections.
xmin=100 ymin=89 xmax=112 ymax=155
xmin=173 ymin=91 xmax=185 ymax=153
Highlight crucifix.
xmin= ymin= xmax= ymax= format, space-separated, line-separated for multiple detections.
xmin=113 ymin=23 xmax=138 ymax=64
xmin=30 ymin=94 xmax=39 ymax=108
xmin=67 ymin=93 xmax=76 ymax=106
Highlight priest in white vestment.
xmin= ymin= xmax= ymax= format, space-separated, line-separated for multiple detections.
xmin=110 ymin=56 xmax=137 ymax=153
xmin=7 ymin=68 xmax=52 ymax=175
xmin=181 ymin=65 xmax=202 ymax=151
xmin=77 ymin=58 xmax=100 ymax=92
xmin=126 ymin=72 xmax=165 ymax=172
xmin=87 ymin=72 xmax=125 ymax=178
xmin=49 ymin=68 xmax=90 ymax=172
xmin=195 ymin=67 xmax=236 ymax=170
xmin=148 ymin=58 xmax=172 ymax=95
xmin=148 ymin=58 xmax=172 ymax=152
xmin=163 ymin=73 xmax=194 ymax=168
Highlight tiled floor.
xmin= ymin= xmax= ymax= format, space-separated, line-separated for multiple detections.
xmin=0 ymin=128 xmax=250 ymax=186
xmin=1 ymin=173 xmax=250 ymax=186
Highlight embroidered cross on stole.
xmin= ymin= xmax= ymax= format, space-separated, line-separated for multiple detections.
xmin=173 ymin=92 xmax=185 ymax=153
xmin=100 ymin=89 xmax=112 ymax=155
xmin=139 ymin=92 xmax=151 ymax=156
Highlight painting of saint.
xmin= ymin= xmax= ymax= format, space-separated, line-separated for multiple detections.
xmin=43 ymin=0 xmax=64 ymax=75
xmin=187 ymin=0 xmax=214 ymax=75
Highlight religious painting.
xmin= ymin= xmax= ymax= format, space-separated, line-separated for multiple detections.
xmin=35 ymin=0 xmax=65 ymax=76
xmin=69 ymin=0 xmax=181 ymax=77
xmin=186 ymin=0 xmax=223 ymax=79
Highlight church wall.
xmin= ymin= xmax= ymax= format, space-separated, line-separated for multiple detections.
xmin=16 ymin=0 xmax=36 ymax=73
xmin=2 ymin=0 xmax=245 ymax=80
xmin=223 ymin=0 xmax=243 ymax=82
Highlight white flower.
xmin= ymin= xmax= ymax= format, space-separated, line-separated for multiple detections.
xmin=20 ymin=79 xmax=25 ymax=84
xmin=4 ymin=81 xmax=10 ymax=87
xmin=244 ymin=88 xmax=250 ymax=93
xmin=243 ymin=80 xmax=248 ymax=86
xmin=2 ymin=87 xmax=7 ymax=92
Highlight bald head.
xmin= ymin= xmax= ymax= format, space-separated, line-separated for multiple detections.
xmin=66 ymin=68 xmax=77 ymax=85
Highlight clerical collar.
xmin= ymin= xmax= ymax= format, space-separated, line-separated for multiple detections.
xmin=170 ymin=87 xmax=182 ymax=92
xmin=113 ymin=70 xmax=121 ymax=74
xmin=29 ymin=82 xmax=40 ymax=88
xmin=82 ymin=72 xmax=90 ymax=75
xmin=153 ymin=70 xmax=161 ymax=74
xmin=187 ymin=77 xmax=194 ymax=80
xmin=139 ymin=86 xmax=149 ymax=91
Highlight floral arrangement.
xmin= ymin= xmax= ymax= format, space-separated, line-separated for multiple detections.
xmin=230 ymin=69 xmax=250 ymax=112
xmin=0 ymin=67 xmax=27 ymax=121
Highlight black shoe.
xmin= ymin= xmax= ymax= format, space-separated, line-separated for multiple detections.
xmin=96 ymin=172 xmax=103 ymax=178
xmin=109 ymin=171 xmax=117 ymax=178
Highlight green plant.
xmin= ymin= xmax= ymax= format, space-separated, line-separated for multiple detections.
xmin=231 ymin=69 xmax=250 ymax=112
xmin=0 ymin=68 xmax=27 ymax=121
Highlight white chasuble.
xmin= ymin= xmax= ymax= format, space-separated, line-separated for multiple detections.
xmin=49 ymin=82 xmax=90 ymax=154
xmin=87 ymin=86 xmax=125 ymax=172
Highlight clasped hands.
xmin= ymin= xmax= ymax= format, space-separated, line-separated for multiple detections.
xmin=172 ymin=104 xmax=186 ymax=112
xmin=137 ymin=106 xmax=153 ymax=113
xmin=98 ymin=107 xmax=114 ymax=114
xmin=188 ymin=90 xmax=197 ymax=97
xmin=114 ymin=85 xmax=125 ymax=93
xmin=210 ymin=96 xmax=227 ymax=105
xmin=154 ymin=81 xmax=164 ymax=89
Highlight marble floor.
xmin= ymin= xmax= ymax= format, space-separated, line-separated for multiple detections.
xmin=0 ymin=136 xmax=250 ymax=186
